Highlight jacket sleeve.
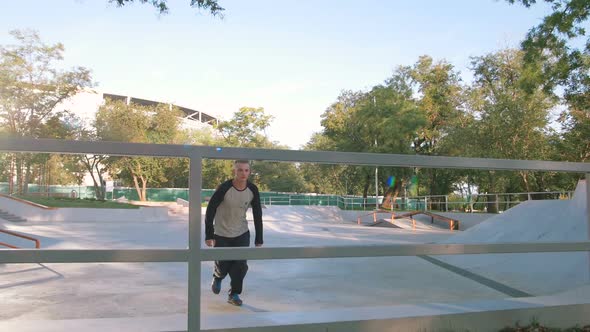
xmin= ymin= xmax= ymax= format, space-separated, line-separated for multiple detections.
xmin=249 ymin=182 xmax=264 ymax=245
xmin=204 ymin=181 xmax=229 ymax=240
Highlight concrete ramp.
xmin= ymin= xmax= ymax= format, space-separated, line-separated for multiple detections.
xmin=435 ymin=180 xmax=589 ymax=295
xmin=253 ymin=205 xmax=345 ymax=222
xmin=572 ymin=178 xmax=588 ymax=209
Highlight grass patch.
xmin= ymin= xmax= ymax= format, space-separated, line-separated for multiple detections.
xmin=499 ymin=322 xmax=590 ymax=331
xmin=15 ymin=195 xmax=140 ymax=209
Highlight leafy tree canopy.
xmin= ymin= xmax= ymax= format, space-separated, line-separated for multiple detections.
xmin=0 ymin=29 xmax=93 ymax=137
xmin=507 ymin=0 xmax=590 ymax=90
xmin=109 ymin=0 xmax=224 ymax=16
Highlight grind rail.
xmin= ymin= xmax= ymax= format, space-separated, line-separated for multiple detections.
xmin=0 ymin=229 xmax=41 ymax=249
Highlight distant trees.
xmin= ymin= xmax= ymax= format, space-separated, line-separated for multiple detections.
xmin=94 ymin=99 xmax=184 ymax=200
xmin=0 ymin=29 xmax=93 ymax=194
xmin=213 ymin=106 xmax=308 ymax=192
xmin=308 ymin=46 xmax=583 ymax=204
xmin=508 ymin=0 xmax=590 ymax=163
xmin=2 ymin=8 xmax=588 ymax=204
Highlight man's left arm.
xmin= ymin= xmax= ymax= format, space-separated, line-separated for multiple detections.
xmin=249 ymin=183 xmax=263 ymax=246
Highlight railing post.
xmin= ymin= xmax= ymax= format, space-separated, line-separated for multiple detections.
xmin=495 ymin=194 xmax=499 ymax=213
xmin=187 ymin=153 xmax=202 ymax=332
xmin=586 ymin=175 xmax=590 ymax=282
xmin=445 ymin=195 xmax=448 ymax=212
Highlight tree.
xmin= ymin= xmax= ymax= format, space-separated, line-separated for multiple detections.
xmin=558 ymin=103 xmax=590 ymax=162
xmin=201 ymin=107 xmax=274 ymax=191
xmin=300 ymin=133 xmax=347 ymax=195
xmin=34 ymin=111 xmax=87 ymax=191
xmin=214 ymin=106 xmax=307 ymax=192
xmin=109 ymin=0 xmax=224 ymax=16
xmin=398 ymin=56 xmax=466 ymax=199
xmin=217 ymin=107 xmax=274 ymax=147
xmin=506 ymin=0 xmax=590 ymax=88
xmin=553 ymin=52 xmax=590 ymax=164
xmin=0 ymin=30 xmax=93 ymax=137
xmin=465 ymin=49 xmax=556 ymax=209
xmin=181 ymin=127 xmax=228 ymax=189
xmin=317 ymin=76 xmax=427 ymax=206
xmin=95 ymin=99 xmax=183 ymax=201
xmin=253 ymin=161 xmax=308 ymax=193
xmin=0 ymin=29 xmax=93 ymax=194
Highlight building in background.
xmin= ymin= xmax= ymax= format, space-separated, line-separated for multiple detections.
xmin=53 ymin=89 xmax=221 ymax=187
xmin=57 ymin=89 xmax=219 ymax=131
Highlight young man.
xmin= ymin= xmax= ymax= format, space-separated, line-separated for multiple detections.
xmin=204 ymin=160 xmax=263 ymax=306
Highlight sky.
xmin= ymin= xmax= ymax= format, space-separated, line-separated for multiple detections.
xmin=0 ymin=0 xmax=554 ymax=149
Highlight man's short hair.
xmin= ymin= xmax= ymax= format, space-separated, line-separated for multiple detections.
xmin=234 ymin=160 xmax=250 ymax=166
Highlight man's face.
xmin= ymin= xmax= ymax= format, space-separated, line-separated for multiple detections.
xmin=234 ymin=162 xmax=251 ymax=181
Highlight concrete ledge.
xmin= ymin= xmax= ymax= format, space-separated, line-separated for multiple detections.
xmin=176 ymin=198 xmax=189 ymax=207
xmin=0 ymin=193 xmax=53 ymax=210
xmin=0 ymin=195 xmax=169 ymax=222
xmin=1 ymin=290 xmax=588 ymax=332
xmin=201 ymin=294 xmax=590 ymax=332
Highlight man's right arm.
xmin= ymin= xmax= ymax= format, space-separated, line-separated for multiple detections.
xmin=204 ymin=182 xmax=229 ymax=240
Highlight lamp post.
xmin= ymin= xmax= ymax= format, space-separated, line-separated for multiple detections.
xmin=373 ymin=95 xmax=378 ymax=211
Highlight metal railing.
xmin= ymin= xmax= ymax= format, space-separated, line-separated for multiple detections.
xmin=262 ymin=191 xmax=575 ymax=213
xmin=0 ymin=137 xmax=589 ymax=332
xmin=0 ymin=229 xmax=41 ymax=249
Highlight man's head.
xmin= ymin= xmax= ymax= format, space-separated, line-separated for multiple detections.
xmin=233 ymin=160 xmax=251 ymax=182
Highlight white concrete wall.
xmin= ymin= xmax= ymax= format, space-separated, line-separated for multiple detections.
xmin=0 ymin=196 xmax=169 ymax=222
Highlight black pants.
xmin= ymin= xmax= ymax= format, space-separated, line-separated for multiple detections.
xmin=213 ymin=231 xmax=250 ymax=295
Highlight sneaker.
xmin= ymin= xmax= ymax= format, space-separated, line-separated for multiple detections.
xmin=211 ymin=277 xmax=221 ymax=295
xmin=227 ymin=293 xmax=243 ymax=306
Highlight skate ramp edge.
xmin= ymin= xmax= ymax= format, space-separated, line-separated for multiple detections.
xmin=251 ymin=205 xmax=346 ymax=222
xmin=442 ymin=179 xmax=588 ymax=245
xmin=571 ymin=179 xmax=588 ymax=210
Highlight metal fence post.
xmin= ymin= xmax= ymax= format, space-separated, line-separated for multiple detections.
xmin=188 ymin=153 xmax=202 ymax=332
xmin=586 ymin=175 xmax=590 ymax=282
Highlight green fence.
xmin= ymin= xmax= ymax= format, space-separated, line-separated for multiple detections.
xmin=1 ymin=183 xmax=568 ymax=212
xmin=0 ymin=183 xmax=377 ymax=209
xmin=0 ymin=183 xmax=96 ymax=199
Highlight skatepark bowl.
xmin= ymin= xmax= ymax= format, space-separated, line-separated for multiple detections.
xmin=1 ymin=137 xmax=589 ymax=332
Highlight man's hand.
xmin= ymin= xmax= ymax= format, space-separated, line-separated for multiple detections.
xmin=206 ymin=239 xmax=215 ymax=247
xmin=255 ymin=243 xmax=263 ymax=247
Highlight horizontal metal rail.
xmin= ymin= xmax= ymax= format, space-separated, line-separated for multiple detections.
xmin=0 ymin=242 xmax=589 ymax=264
xmin=0 ymin=229 xmax=41 ymax=248
xmin=0 ymin=242 xmax=18 ymax=249
xmin=0 ymin=249 xmax=187 ymax=263
xmin=2 ymin=137 xmax=590 ymax=172
xmin=357 ymin=209 xmax=395 ymax=224
xmin=395 ymin=211 xmax=459 ymax=230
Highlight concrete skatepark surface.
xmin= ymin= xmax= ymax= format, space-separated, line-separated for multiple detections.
xmin=0 ymin=181 xmax=588 ymax=331
xmin=436 ymin=180 xmax=589 ymax=295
